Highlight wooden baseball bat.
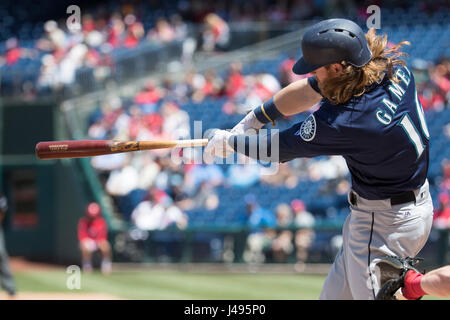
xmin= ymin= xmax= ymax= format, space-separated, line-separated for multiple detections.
xmin=35 ymin=139 xmax=209 ymax=160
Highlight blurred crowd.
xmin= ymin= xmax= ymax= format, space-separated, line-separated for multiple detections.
xmin=434 ymin=161 xmax=450 ymax=229
xmin=0 ymin=12 xmax=191 ymax=97
xmin=2 ymin=0 xmax=449 ymax=98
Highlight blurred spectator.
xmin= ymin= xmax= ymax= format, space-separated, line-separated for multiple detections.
xmin=131 ymin=189 xmax=167 ymax=230
xmin=246 ymin=194 xmax=276 ymax=229
xmin=184 ymin=163 xmax=225 ymax=194
xmin=260 ymin=162 xmax=299 ymax=188
xmin=37 ymin=54 xmax=58 ymax=91
xmin=268 ymin=1 xmax=289 ymax=21
xmin=192 ymin=181 xmax=220 ymax=210
xmin=78 ymin=202 xmax=112 ymax=275
xmin=291 ymin=199 xmax=315 ymax=265
xmin=271 ymin=203 xmax=294 ymax=263
xmin=123 ymin=14 xmax=145 ymax=48
xmin=0 ymin=193 xmax=16 ymax=297
xmin=36 ymin=20 xmax=67 ymax=52
xmin=433 ymin=192 xmax=450 ymax=229
xmin=170 ymin=14 xmax=188 ymax=40
xmin=243 ymin=194 xmax=276 ymax=264
xmin=292 ymin=199 xmax=315 ymax=228
xmin=278 ymin=55 xmax=308 ymax=87
xmin=135 ymin=154 xmax=161 ymax=190
xmin=235 ymin=73 xmax=281 ymax=114
xmin=107 ymin=14 xmax=126 ymax=49
xmin=131 ymin=188 xmax=188 ymax=230
xmin=290 ymin=0 xmax=314 ymax=20
xmin=202 ymin=13 xmax=230 ymax=52
xmin=192 ymin=69 xmax=223 ymax=102
xmin=226 ymin=159 xmax=261 ymax=188
xmin=440 ymin=161 xmax=450 ymax=193
xmin=308 ymin=156 xmax=348 ymax=181
xmin=134 ymin=80 xmax=164 ymax=111
xmin=224 ymin=62 xmax=245 ymax=98
xmin=169 ymin=184 xmax=195 ymax=211
xmin=59 ymin=43 xmax=88 ymax=86
xmin=147 ymin=18 xmax=176 ymax=43
xmin=4 ymin=38 xmax=34 ymax=66
xmin=160 ymin=101 xmax=190 ymax=139
xmin=91 ymin=153 xmax=129 ymax=184
xmin=105 ymin=160 xmax=139 ymax=197
xmin=414 ymin=57 xmax=450 ymax=111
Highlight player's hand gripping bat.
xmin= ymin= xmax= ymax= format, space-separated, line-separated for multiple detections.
xmin=35 ymin=139 xmax=209 ymax=160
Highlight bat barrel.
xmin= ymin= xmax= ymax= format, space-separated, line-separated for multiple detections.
xmin=35 ymin=139 xmax=209 ymax=160
xmin=35 ymin=140 xmax=112 ymax=159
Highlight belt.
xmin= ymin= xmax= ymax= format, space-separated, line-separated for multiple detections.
xmin=349 ymin=190 xmax=416 ymax=207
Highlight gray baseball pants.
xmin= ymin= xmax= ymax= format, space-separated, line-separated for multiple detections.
xmin=319 ymin=180 xmax=433 ymax=300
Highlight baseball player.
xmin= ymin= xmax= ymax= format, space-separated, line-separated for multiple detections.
xmin=205 ymin=18 xmax=434 ymax=299
xmin=78 ymin=202 xmax=112 ymax=275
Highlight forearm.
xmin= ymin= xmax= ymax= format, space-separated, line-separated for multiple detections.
xmin=421 ymin=266 xmax=450 ymax=298
xmin=252 ymin=78 xmax=322 ymax=126
xmin=228 ymin=132 xmax=279 ymax=163
xmin=274 ymin=78 xmax=322 ymax=116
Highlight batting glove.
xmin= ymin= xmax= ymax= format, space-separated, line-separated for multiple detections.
xmin=204 ymin=129 xmax=235 ymax=161
xmin=231 ymin=110 xmax=265 ymax=135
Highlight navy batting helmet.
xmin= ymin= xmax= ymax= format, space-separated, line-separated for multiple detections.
xmin=293 ymin=18 xmax=372 ymax=75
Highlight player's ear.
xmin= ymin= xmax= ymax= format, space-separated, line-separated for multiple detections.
xmin=331 ymin=63 xmax=343 ymax=74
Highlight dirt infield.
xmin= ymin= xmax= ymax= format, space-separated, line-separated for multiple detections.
xmin=9 ymin=257 xmax=62 ymax=272
xmin=0 ymin=292 xmax=121 ymax=300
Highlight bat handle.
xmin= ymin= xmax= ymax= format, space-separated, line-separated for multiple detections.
xmin=175 ymin=139 xmax=209 ymax=148
xmin=138 ymin=139 xmax=209 ymax=150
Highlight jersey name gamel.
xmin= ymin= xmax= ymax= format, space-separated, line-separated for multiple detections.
xmin=277 ymin=65 xmax=429 ymax=200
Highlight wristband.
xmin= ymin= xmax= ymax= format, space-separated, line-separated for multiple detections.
xmin=253 ymin=97 xmax=283 ymax=126
xmin=403 ymin=270 xmax=427 ymax=300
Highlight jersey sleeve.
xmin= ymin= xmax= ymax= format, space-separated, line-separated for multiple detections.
xmin=77 ymin=218 xmax=89 ymax=241
xmin=307 ymin=76 xmax=321 ymax=94
xmin=277 ymin=111 xmax=358 ymax=163
xmin=97 ymin=218 xmax=108 ymax=241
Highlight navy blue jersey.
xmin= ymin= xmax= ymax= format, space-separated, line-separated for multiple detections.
xmin=278 ymin=66 xmax=430 ymax=200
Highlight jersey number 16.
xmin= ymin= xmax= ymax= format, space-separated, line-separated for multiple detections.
xmin=397 ymin=90 xmax=430 ymax=159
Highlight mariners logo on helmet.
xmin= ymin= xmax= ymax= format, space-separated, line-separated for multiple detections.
xmin=296 ymin=114 xmax=316 ymax=141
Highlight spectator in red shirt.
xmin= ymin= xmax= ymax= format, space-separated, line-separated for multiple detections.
xmin=107 ymin=15 xmax=125 ymax=49
xmin=5 ymin=38 xmax=22 ymax=66
xmin=278 ymin=56 xmax=309 ymax=88
xmin=78 ymin=202 xmax=112 ymax=274
xmin=134 ymin=80 xmax=163 ymax=107
xmin=434 ymin=193 xmax=450 ymax=229
xmin=225 ymin=62 xmax=245 ymax=98
xmin=123 ymin=16 xmax=145 ymax=48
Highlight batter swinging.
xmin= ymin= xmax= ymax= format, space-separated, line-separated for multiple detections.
xmin=205 ymin=18 xmax=434 ymax=300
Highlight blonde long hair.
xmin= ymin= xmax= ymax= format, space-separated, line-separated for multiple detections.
xmin=318 ymin=28 xmax=410 ymax=105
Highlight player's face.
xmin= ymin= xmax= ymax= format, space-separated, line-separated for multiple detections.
xmin=311 ymin=63 xmax=343 ymax=84
xmin=310 ymin=66 xmax=329 ymax=84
